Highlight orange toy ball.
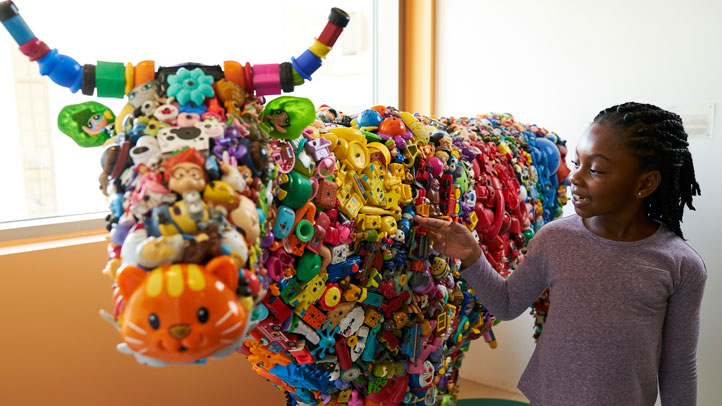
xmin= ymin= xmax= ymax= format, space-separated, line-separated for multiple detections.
xmin=370 ymin=105 xmax=386 ymax=115
xmin=378 ymin=116 xmax=406 ymax=137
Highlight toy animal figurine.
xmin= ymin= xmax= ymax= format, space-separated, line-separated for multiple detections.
xmin=113 ymin=256 xmax=251 ymax=366
xmin=0 ymin=3 xmax=573 ymax=405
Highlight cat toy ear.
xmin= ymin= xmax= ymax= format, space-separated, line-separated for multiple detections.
xmin=117 ymin=266 xmax=148 ymax=299
xmin=205 ymin=256 xmax=239 ymax=291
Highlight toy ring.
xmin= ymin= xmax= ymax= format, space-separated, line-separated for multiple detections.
xmin=308 ymin=176 xmax=320 ymax=202
xmin=316 ymin=156 xmax=336 ymax=178
xmin=295 ymin=219 xmax=315 ymax=242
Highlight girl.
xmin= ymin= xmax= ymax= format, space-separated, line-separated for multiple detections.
xmin=416 ymin=102 xmax=707 ymax=406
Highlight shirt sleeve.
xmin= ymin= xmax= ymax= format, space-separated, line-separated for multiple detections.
xmin=658 ymin=255 xmax=707 ymax=406
xmin=461 ymin=231 xmax=550 ymax=320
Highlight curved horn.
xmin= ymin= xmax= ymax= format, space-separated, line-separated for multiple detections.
xmin=1 ymin=1 xmax=85 ymax=93
xmin=252 ymin=7 xmax=350 ymax=97
xmin=1 ymin=2 xmax=349 ymax=98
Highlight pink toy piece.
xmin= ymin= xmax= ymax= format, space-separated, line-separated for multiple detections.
xmin=425 ymin=156 xmax=444 ymax=178
xmin=271 ymin=140 xmax=296 ymax=173
xmin=177 ymin=112 xmax=201 ymax=127
xmin=253 ymin=64 xmax=282 ymax=96
xmin=316 ymin=156 xmax=336 ymax=178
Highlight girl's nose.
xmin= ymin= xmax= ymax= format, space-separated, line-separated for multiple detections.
xmin=568 ymin=167 xmax=581 ymax=186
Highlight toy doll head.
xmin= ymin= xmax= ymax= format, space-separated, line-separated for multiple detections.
xmin=164 ymin=148 xmax=208 ymax=195
xmin=261 ymin=96 xmax=316 ymax=139
xmin=128 ymin=80 xmax=161 ymax=109
xmin=57 ymin=101 xmax=116 ymax=147
xmin=585 ymin=102 xmax=700 ymax=238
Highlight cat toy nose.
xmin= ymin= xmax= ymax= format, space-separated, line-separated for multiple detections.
xmin=169 ymin=324 xmax=191 ymax=340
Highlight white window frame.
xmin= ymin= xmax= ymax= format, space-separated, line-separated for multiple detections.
xmin=0 ymin=0 xmax=399 ymax=243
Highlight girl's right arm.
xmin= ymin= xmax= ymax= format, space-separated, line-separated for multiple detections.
xmin=461 ymin=231 xmax=549 ymax=320
xmin=415 ymin=216 xmax=549 ymax=320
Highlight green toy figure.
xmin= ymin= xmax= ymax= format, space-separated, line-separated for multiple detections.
xmin=57 ymin=101 xmax=115 ymax=147
xmin=260 ymin=96 xmax=315 ymax=140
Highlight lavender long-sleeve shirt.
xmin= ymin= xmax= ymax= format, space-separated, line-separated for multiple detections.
xmin=463 ymin=215 xmax=707 ymax=406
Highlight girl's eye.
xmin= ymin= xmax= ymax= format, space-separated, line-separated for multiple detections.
xmin=570 ymin=160 xmax=580 ymax=168
xmin=590 ymin=169 xmax=603 ymax=175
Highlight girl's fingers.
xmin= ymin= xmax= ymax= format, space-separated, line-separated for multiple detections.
xmin=414 ymin=215 xmax=450 ymax=232
xmin=432 ymin=241 xmax=447 ymax=253
xmin=424 ymin=231 xmax=445 ymax=243
xmin=451 ymin=221 xmax=467 ymax=233
xmin=425 ymin=231 xmax=439 ymax=242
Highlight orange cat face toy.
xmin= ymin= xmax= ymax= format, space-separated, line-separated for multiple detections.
xmin=115 ymin=256 xmax=249 ymax=365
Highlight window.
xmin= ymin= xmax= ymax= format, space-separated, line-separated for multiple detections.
xmin=0 ymin=0 xmax=398 ymax=237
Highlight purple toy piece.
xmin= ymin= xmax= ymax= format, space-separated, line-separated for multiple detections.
xmin=305 ymin=137 xmax=332 ymax=161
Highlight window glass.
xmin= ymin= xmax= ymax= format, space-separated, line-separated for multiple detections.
xmin=0 ymin=0 xmax=378 ymax=223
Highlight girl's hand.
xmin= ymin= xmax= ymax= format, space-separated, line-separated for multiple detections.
xmin=414 ymin=216 xmax=482 ymax=269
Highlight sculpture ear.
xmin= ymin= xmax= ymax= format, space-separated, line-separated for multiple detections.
xmin=117 ymin=266 xmax=148 ymax=299
xmin=205 ymin=256 xmax=239 ymax=290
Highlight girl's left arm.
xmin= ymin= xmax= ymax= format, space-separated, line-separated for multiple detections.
xmin=658 ymin=255 xmax=707 ymax=406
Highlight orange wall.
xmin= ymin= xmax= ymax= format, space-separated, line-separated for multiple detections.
xmin=0 ymin=240 xmax=285 ymax=406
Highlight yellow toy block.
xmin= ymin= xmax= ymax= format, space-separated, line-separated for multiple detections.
xmin=289 ymin=273 xmax=329 ymax=316
xmin=398 ymin=184 xmax=413 ymax=204
xmin=356 ymin=214 xmax=382 ymax=231
xmin=337 ymin=171 xmax=366 ymax=218
xmin=379 ymin=216 xmax=397 ymax=237
xmin=497 ymin=141 xmax=512 ymax=155
xmin=388 ymin=163 xmax=406 ymax=180
xmin=360 ymin=163 xmax=387 ymax=207
xmin=467 ymin=211 xmax=479 ymax=230
xmin=416 ymin=203 xmax=430 ymax=217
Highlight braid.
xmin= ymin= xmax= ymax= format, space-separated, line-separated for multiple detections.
xmin=592 ymin=102 xmax=700 ymax=239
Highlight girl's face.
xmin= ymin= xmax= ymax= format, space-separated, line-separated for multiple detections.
xmin=569 ymin=124 xmax=646 ymax=220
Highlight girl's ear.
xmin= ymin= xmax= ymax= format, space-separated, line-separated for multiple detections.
xmin=636 ymin=169 xmax=661 ymax=199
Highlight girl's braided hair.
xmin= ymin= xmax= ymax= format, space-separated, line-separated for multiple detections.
xmin=593 ymin=102 xmax=700 ymax=239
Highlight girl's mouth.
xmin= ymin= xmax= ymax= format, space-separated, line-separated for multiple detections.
xmin=572 ymin=193 xmax=590 ymax=205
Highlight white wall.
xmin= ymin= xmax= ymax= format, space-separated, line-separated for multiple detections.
xmin=436 ymin=1 xmax=722 ymax=404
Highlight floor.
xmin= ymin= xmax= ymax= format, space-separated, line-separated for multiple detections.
xmin=456 ymin=378 xmax=530 ymax=403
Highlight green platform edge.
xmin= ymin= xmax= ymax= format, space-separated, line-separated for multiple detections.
xmin=457 ymin=399 xmax=529 ymax=406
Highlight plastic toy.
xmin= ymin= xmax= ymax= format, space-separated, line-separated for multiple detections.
xmin=113 ymin=256 xmax=249 ymax=365
xmin=261 ymin=96 xmax=316 ymax=140
xmin=57 ymin=101 xmax=116 ymax=147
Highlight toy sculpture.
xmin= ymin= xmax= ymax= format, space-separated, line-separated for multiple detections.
xmin=1 ymin=1 xmax=568 ymax=404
